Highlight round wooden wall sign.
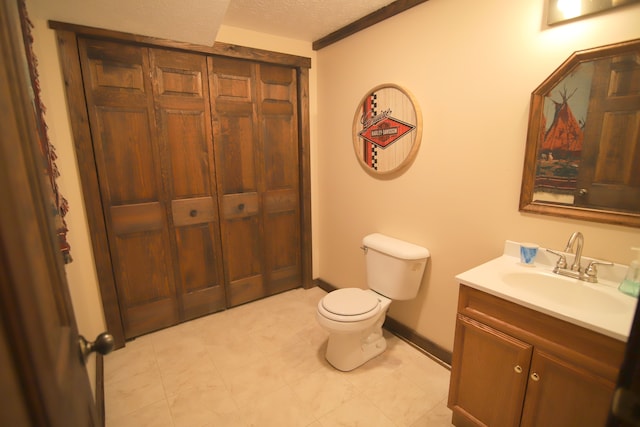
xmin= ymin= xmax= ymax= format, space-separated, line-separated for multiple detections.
xmin=352 ymin=84 xmax=422 ymax=176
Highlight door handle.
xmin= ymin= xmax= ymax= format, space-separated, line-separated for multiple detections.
xmin=78 ymin=332 xmax=114 ymax=362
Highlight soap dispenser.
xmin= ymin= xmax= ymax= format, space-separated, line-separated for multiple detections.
xmin=619 ymin=247 xmax=640 ymax=298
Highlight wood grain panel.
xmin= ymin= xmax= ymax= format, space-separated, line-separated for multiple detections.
xmin=520 ymin=350 xmax=615 ymax=427
xmin=111 ymin=202 xmax=164 ymax=234
xmin=214 ymin=74 xmax=252 ymax=101
xmin=226 ymin=275 xmax=264 ymax=307
xmin=263 ymin=189 xmax=297 ymax=212
xmin=449 ymin=315 xmax=531 ymax=427
xmin=162 ymin=109 xmax=211 ymax=197
xmin=174 ymin=224 xmax=220 ymax=293
xmin=114 ymin=232 xmax=174 ymax=307
xmin=171 ymin=197 xmax=215 ymax=226
xmin=157 ymin=68 xmax=202 ymax=97
xmin=222 ymin=193 xmax=259 ymax=219
xmin=124 ymin=298 xmax=179 ymax=339
xmin=93 ymin=62 xmax=144 ymax=91
xmin=95 ymin=108 xmax=158 ymax=204
xmin=216 ymin=113 xmax=257 ymax=194
xmin=224 ymin=217 xmax=262 ymax=282
xmin=263 ymin=116 xmax=297 ymax=189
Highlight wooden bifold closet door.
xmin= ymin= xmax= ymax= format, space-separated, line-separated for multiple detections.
xmin=77 ymin=37 xmax=303 ymax=339
xmin=79 ymin=38 xmax=225 ymax=338
xmin=209 ymin=57 xmax=302 ymax=307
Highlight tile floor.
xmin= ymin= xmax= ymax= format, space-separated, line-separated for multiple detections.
xmin=105 ymin=287 xmax=454 ymax=427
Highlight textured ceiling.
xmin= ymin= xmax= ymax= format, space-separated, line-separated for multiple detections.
xmin=28 ymin=0 xmax=396 ymax=46
xmin=223 ymin=0 xmax=396 ymax=41
xmin=29 ymin=0 xmax=230 ymax=45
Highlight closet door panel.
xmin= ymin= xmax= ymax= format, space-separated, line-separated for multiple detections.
xmin=95 ymin=108 xmax=158 ymax=203
xmin=151 ymin=48 xmax=226 ymax=320
xmin=259 ymin=64 xmax=301 ymax=294
xmin=220 ymin=192 xmax=264 ymax=305
xmin=224 ymin=216 xmax=264 ymax=306
xmin=210 ymin=57 xmax=266 ymax=306
xmin=79 ymin=38 xmax=179 ymax=338
xmin=114 ymin=230 xmax=177 ymax=338
xmin=163 ymin=109 xmax=211 ymax=197
xmin=216 ymin=112 xmax=257 ymax=194
xmin=174 ymin=224 xmax=225 ymax=316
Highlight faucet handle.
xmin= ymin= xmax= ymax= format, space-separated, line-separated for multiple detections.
xmin=584 ymin=260 xmax=614 ymax=282
xmin=546 ymin=249 xmax=567 ymax=270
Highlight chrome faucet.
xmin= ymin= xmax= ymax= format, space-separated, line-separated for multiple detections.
xmin=564 ymin=231 xmax=584 ymax=272
xmin=546 ymin=231 xmax=612 ymax=283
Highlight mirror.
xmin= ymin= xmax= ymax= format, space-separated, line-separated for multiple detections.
xmin=352 ymin=84 xmax=422 ymax=176
xmin=547 ymin=0 xmax=640 ymax=25
xmin=520 ymin=39 xmax=640 ymax=228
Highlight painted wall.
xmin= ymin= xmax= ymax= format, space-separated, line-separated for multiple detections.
xmin=316 ymin=0 xmax=640 ymax=352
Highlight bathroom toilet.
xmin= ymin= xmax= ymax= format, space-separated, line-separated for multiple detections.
xmin=316 ymin=233 xmax=430 ymax=371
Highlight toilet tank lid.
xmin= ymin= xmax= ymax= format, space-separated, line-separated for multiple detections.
xmin=362 ymin=233 xmax=430 ymax=260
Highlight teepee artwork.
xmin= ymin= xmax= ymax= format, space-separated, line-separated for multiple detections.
xmin=534 ymin=62 xmax=594 ymax=198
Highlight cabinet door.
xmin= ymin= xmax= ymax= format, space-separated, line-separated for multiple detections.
xmin=521 ymin=350 xmax=616 ymax=427
xmin=449 ymin=315 xmax=532 ymax=427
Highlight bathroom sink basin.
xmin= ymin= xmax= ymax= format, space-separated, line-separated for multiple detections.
xmin=456 ymin=241 xmax=637 ymax=341
xmin=500 ymin=271 xmax=627 ymax=314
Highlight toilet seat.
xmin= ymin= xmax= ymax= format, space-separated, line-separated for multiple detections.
xmin=319 ymin=288 xmax=381 ymax=322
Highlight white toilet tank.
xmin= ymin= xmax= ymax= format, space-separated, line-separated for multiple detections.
xmin=363 ymin=233 xmax=430 ymax=300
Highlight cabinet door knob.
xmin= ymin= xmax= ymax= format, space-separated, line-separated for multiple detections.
xmin=531 ymin=372 xmax=540 ymax=381
xmin=514 ymin=365 xmax=523 ymax=374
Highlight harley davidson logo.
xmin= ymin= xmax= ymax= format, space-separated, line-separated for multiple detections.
xmin=359 ymin=111 xmax=415 ymax=149
xmin=352 ymin=84 xmax=422 ymax=174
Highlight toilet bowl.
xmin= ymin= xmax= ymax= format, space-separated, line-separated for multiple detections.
xmin=316 ymin=288 xmax=391 ymax=371
xmin=316 ymin=233 xmax=430 ymax=371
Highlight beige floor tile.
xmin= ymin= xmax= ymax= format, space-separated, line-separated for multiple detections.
xmin=240 ymin=385 xmax=317 ymax=427
xmin=219 ymin=356 xmax=289 ymax=408
xmin=160 ymin=358 xmax=226 ymax=398
xmin=409 ymin=397 xmax=455 ymax=427
xmin=277 ymin=339 xmax=332 ymax=385
xmin=104 ymin=337 xmax=158 ymax=387
xmin=106 ymin=399 xmax=174 ymax=427
xmin=365 ymin=372 xmax=447 ymax=427
xmin=318 ymin=395 xmax=395 ymax=427
xmin=167 ymin=384 xmax=244 ymax=427
xmin=290 ymin=367 xmax=360 ymax=418
xmin=205 ymin=328 xmax=266 ymax=371
xmin=105 ymin=367 xmax=166 ymax=421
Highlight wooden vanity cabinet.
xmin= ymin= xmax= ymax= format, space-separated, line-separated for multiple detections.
xmin=448 ymin=285 xmax=626 ymax=427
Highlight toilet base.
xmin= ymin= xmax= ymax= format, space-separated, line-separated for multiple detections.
xmin=325 ymin=325 xmax=387 ymax=372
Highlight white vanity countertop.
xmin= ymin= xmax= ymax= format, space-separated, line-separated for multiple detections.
xmin=455 ymin=241 xmax=638 ymax=342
